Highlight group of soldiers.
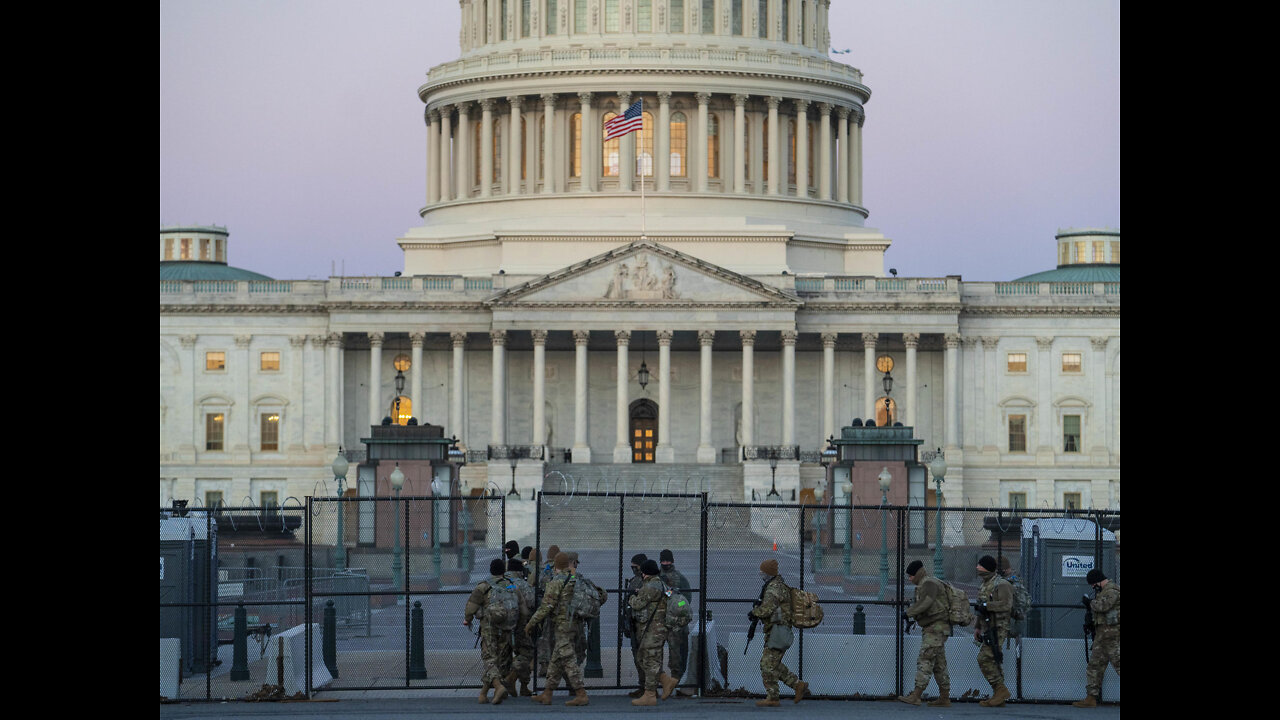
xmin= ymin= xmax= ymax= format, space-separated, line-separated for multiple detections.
xmin=899 ymin=554 xmax=1120 ymax=709
xmin=462 ymin=541 xmax=695 ymax=708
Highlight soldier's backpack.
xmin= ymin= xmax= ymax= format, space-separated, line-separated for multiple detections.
xmin=788 ymin=585 xmax=824 ymax=629
xmin=663 ymin=583 xmax=692 ymax=631
xmin=941 ymin=581 xmax=974 ymax=627
xmin=1009 ymin=577 xmax=1031 ymax=621
xmin=568 ymin=575 xmax=602 ymax=620
xmin=485 ymin=578 xmax=523 ymax=631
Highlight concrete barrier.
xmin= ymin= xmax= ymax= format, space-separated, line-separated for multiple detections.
xmin=160 ymin=638 xmax=181 ymax=699
xmin=261 ymin=624 xmax=333 ymax=695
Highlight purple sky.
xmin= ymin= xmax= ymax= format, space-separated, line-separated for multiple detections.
xmin=160 ymin=1 xmax=1119 ymax=282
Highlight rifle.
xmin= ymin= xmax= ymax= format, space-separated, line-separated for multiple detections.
xmin=744 ymin=578 xmax=770 ymax=655
xmin=902 ymin=612 xmax=917 ymax=634
xmin=1081 ymin=593 xmax=1096 ymax=661
xmin=972 ymin=602 xmax=1004 ymax=664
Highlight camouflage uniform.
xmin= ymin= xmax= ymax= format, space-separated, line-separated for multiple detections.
xmin=625 ymin=569 xmax=648 ymax=689
xmin=628 ymin=575 xmax=669 ymax=693
xmin=659 ymin=564 xmax=693 ymax=683
xmin=570 ymin=573 xmax=608 ymax=667
xmin=464 ymin=574 xmax=524 ymax=689
xmin=535 ymin=560 xmax=557 ymax=674
xmin=504 ymin=570 xmax=537 ymax=686
xmin=526 ymin=570 xmax=584 ymax=693
xmin=749 ymin=575 xmax=800 ymax=701
xmin=904 ymin=574 xmax=951 ymax=697
xmin=1085 ymin=581 xmax=1120 ymax=697
xmin=975 ymin=570 xmax=1013 ymax=691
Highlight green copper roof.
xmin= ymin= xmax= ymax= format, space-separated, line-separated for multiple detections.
xmin=159 ymin=261 xmax=273 ymax=281
xmin=1013 ymin=265 xmax=1120 ymax=283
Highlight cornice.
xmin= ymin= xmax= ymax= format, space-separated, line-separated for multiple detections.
xmin=161 ymin=304 xmax=328 ymax=315
xmin=960 ymin=306 xmax=1120 ymax=318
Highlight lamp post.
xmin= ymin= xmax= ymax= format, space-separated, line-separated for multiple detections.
xmin=448 ymin=437 xmax=472 ymax=573
xmin=877 ymin=355 xmax=895 ymax=426
xmin=877 ymin=466 xmax=892 ymax=600
xmin=929 ymin=449 xmax=947 ymax=579
xmin=766 ymin=448 xmax=781 ymax=501
xmin=390 ymin=463 xmax=405 ymax=591
xmin=429 ymin=474 xmax=444 ymax=582
xmin=508 ymin=451 xmax=521 ymax=500
xmin=812 ymin=481 xmax=825 ymax=570
xmin=332 ymin=450 xmax=349 ymax=571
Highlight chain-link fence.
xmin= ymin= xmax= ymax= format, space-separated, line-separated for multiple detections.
xmin=161 ymin=494 xmax=1118 ymax=703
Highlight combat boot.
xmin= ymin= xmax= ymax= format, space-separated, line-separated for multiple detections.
xmin=519 ymin=678 xmax=533 ymax=696
xmin=928 ymin=690 xmax=952 ymax=707
xmin=565 ymin=687 xmax=589 ymax=706
xmin=631 ymin=690 xmax=658 ymax=706
xmin=1072 ymin=695 xmax=1099 ymax=708
xmin=793 ymin=680 xmax=808 ymax=703
xmin=502 ymin=670 xmax=518 ymax=694
xmin=531 ymin=686 xmax=554 ymax=705
xmin=979 ymin=684 xmax=1011 ymax=707
xmin=628 ymin=686 xmax=646 ymax=698
xmin=755 ymin=697 xmax=781 ymax=707
xmin=897 ymin=687 xmax=924 ymax=705
xmin=491 ymin=679 xmax=509 ymax=705
xmin=658 ymin=673 xmax=679 ymax=700
xmin=477 ymin=679 xmax=491 ymax=704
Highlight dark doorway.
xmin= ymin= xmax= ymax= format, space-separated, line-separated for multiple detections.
xmin=629 ymin=399 xmax=658 ymax=463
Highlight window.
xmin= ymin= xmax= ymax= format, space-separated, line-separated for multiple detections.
xmin=762 ymin=116 xmax=769 ymax=182
xmin=493 ymin=119 xmax=503 ymax=184
xmin=707 ymin=114 xmax=719 ymax=178
xmin=1007 ymin=352 xmax=1027 ymax=373
xmin=521 ymin=115 xmax=528 ymax=179
xmin=671 ymin=0 xmax=684 ymax=31
xmin=807 ymin=120 xmax=815 ymax=188
xmin=391 ymin=396 xmax=413 ymax=426
xmin=605 ymin=0 xmax=619 ymax=32
xmin=164 ymin=238 xmax=174 ymax=260
xmin=1008 ymin=492 xmax=1027 ymax=515
xmin=875 ymin=397 xmax=897 ymax=427
xmin=260 ymin=413 xmax=280 ymax=451
xmin=1110 ymin=241 xmax=1120 ymax=263
xmin=200 ymin=238 xmax=210 ymax=260
xmin=1063 ymin=492 xmax=1082 ymax=511
xmin=1093 ymin=241 xmax=1105 ymax=263
xmin=574 ymin=0 xmax=586 ymax=33
xmin=206 ymin=413 xmax=225 ymax=451
xmin=260 ymin=490 xmax=279 ymax=515
xmin=702 ymin=0 xmax=714 ymax=33
xmin=1062 ymin=352 xmax=1082 ymax=373
xmin=206 ymin=351 xmax=225 ymax=371
xmin=547 ymin=0 xmax=557 ymax=34
xmin=637 ymin=111 xmax=654 ymax=179
xmin=1075 ymin=240 xmax=1090 ymax=263
xmin=1059 ymin=242 xmax=1069 ymax=266
xmin=638 ymin=0 xmax=651 ymax=31
xmin=670 ymin=111 xmax=687 ymax=176
xmin=758 ymin=0 xmax=768 ymax=38
xmin=787 ymin=118 xmax=796 ymax=184
xmin=1063 ymin=414 xmax=1081 ymax=453
xmin=500 ymin=0 xmax=508 ymax=40
xmin=180 ymin=238 xmax=192 ymax=260
xmin=1008 ymin=415 xmax=1027 ymax=453
xmin=205 ymin=490 xmax=224 ymax=513
xmin=260 ymin=351 xmax=280 ymax=372
xmin=522 ymin=0 xmax=530 ymax=36
xmin=731 ymin=0 xmax=742 ymax=35
xmin=781 ymin=0 xmax=790 ymax=40
xmin=602 ymin=112 xmax=619 ymax=176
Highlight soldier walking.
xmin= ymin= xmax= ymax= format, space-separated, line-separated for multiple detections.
xmin=505 ymin=558 xmax=537 ymax=696
xmin=628 ymin=559 xmax=676 ymax=706
xmin=535 ymin=544 xmax=561 ymax=680
xmin=1073 ymin=569 xmax=1120 ymax=708
xmin=974 ymin=555 xmax=1013 ymax=707
xmin=524 ymin=552 xmax=590 ymax=706
xmin=623 ymin=553 xmax=649 ymax=698
xmin=897 ymin=560 xmax=951 ymax=707
xmin=464 ymin=558 xmax=528 ymax=705
xmin=748 ymin=559 xmax=808 ymax=707
xmin=658 ymin=549 xmax=693 ymax=698
xmin=566 ymin=552 xmax=608 ymax=668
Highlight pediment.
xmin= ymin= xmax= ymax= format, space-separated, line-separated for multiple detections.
xmin=486 ymin=241 xmax=800 ymax=308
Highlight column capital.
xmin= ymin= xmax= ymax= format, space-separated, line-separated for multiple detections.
xmin=1035 ymin=336 xmax=1054 ymax=350
xmin=733 ymin=93 xmax=750 ymax=107
xmin=851 ymin=106 xmax=865 ymax=127
xmin=235 ymin=335 xmax=252 ymax=347
xmin=409 ymin=331 xmax=426 ymax=346
xmin=656 ymin=90 xmax=672 ymax=103
xmin=615 ymin=329 xmax=631 ymax=345
xmin=573 ymin=329 xmax=591 ymax=345
xmin=455 ymin=100 xmax=473 ymax=114
xmin=618 ymin=90 xmax=632 ymax=105
xmin=326 ymin=332 xmax=345 ymax=348
xmin=478 ymin=97 xmax=496 ymax=112
xmin=490 ymin=330 xmax=508 ymax=346
xmin=981 ymin=336 xmax=1000 ymax=350
xmin=781 ymin=330 xmax=798 ymax=345
xmin=450 ymin=331 xmax=468 ymax=347
xmin=657 ymin=329 xmax=674 ymax=345
xmin=425 ymin=107 xmax=439 ymax=123
xmin=793 ymin=98 xmax=810 ymax=113
xmin=695 ymin=91 xmax=712 ymax=105
xmin=861 ymin=332 xmax=877 ymax=347
xmin=540 ymin=92 xmax=556 ymax=107
xmin=961 ymin=336 xmax=980 ymax=348
xmin=944 ymin=333 xmax=963 ymax=349
xmin=698 ymin=329 xmax=716 ymax=346
xmin=180 ymin=334 xmax=198 ymax=348
xmin=531 ymin=329 xmax=549 ymax=344
xmin=1090 ymin=336 xmax=1110 ymax=351
xmin=836 ymin=105 xmax=851 ymax=120
xmin=507 ymin=94 xmax=524 ymax=110
xmin=308 ymin=334 xmax=328 ymax=348
xmin=367 ymin=332 xmax=385 ymax=347
xmin=767 ymin=95 xmax=782 ymax=109
xmin=820 ymin=332 xmax=838 ymax=347
xmin=740 ymin=330 xmax=757 ymax=346
xmin=902 ymin=332 xmax=920 ymax=348
xmin=817 ymin=102 xmax=833 ymax=116
xmin=290 ymin=335 xmax=307 ymax=348
xmin=578 ymin=91 xmax=593 ymax=104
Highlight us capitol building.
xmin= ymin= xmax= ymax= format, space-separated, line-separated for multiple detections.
xmin=159 ymin=1 xmax=1119 ymax=545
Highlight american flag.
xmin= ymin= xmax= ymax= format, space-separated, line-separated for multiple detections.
xmin=603 ymin=99 xmax=644 ymax=141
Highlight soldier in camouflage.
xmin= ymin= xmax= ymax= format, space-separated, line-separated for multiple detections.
xmin=524 ymin=552 xmax=590 ymax=707
xmin=628 ymin=559 xmax=674 ymax=706
xmin=565 ymin=552 xmax=608 ymax=668
xmin=1073 ymin=569 xmax=1120 ymax=708
xmin=624 ymin=553 xmax=649 ymax=698
xmin=463 ymin=558 xmax=526 ymax=705
xmin=534 ymin=544 xmax=560 ymax=679
xmin=505 ymin=558 xmax=537 ymax=696
xmin=974 ymin=555 xmax=1013 ymax=707
xmin=658 ymin=549 xmax=693 ymax=698
xmin=999 ymin=555 xmax=1029 ymax=640
xmin=897 ymin=560 xmax=951 ymax=707
xmin=748 ymin=559 xmax=808 ymax=707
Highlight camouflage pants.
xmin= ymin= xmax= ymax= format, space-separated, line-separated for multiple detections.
xmin=637 ymin=624 xmax=669 ymax=691
xmin=913 ymin=622 xmax=950 ymax=694
xmin=512 ymin=628 xmax=535 ymax=683
xmin=544 ymin=631 xmax=584 ymax=692
xmin=535 ymin=622 xmax=556 ymax=676
xmin=666 ymin=626 xmax=690 ymax=681
xmin=1085 ymin=625 xmax=1120 ymax=696
xmin=976 ymin=627 xmax=1008 ymax=687
xmin=760 ymin=646 xmax=799 ymax=700
xmin=480 ymin=627 xmax=513 ymax=686
xmin=574 ymin=620 xmax=588 ymax=666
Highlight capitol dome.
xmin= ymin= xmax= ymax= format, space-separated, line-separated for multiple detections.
xmin=159 ymin=225 xmax=273 ymax=281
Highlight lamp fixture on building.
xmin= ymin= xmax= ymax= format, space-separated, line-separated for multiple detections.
xmin=637 ymin=333 xmax=650 ymax=390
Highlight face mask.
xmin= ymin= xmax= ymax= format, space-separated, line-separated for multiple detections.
xmin=631 ymin=566 xmax=640 ymax=576
xmin=760 ymin=572 xmax=771 ymax=582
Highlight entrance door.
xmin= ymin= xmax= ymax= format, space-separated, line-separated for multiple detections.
xmin=630 ymin=399 xmax=657 ymax=463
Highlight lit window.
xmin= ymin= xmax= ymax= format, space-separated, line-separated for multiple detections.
xmin=707 ymin=114 xmax=719 ymax=178
xmin=1110 ymin=241 xmax=1120 ymax=263
xmin=200 ymin=238 xmax=210 ymax=260
xmin=260 ymin=352 xmax=280 ymax=371
xmin=670 ymin=111 xmax=687 ymax=176
xmin=261 ymin=413 xmax=280 ymax=451
xmin=1007 ymin=353 xmax=1027 ymax=373
xmin=602 ymin=112 xmax=619 ymax=176
xmin=1063 ymin=415 xmax=1081 ymax=453
xmin=180 ymin=238 xmax=192 ymax=260
xmin=1093 ymin=241 xmax=1105 ymax=263
xmin=164 ymin=238 xmax=174 ymax=260
xmin=1062 ymin=353 xmax=1082 ymax=373
xmin=637 ymin=111 xmax=654 ymax=178
xmin=391 ymin=396 xmax=413 ymax=426
xmin=1008 ymin=415 xmax=1027 ymax=453
xmin=206 ymin=413 xmax=225 ymax=451
xmin=206 ymin=352 xmax=226 ymax=371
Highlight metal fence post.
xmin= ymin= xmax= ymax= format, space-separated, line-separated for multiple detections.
xmin=585 ymin=616 xmax=603 ymax=678
xmin=409 ymin=601 xmax=428 ymax=679
xmin=853 ymin=604 xmax=865 ymax=635
xmin=324 ymin=600 xmax=338 ymax=678
xmin=231 ymin=606 xmax=250 ymax=680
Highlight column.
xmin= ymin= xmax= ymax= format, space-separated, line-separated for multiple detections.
xmin=794 ymin=99 xmax=809 ymax=197
xmin=903 ymin=332 xmax=919 ymax=429
xmin=578 ymin=92 xmax=594 ymax=192
xmin=326 ymin=333 xmax=343 ymax=451
xmin=426 ymin=109 xmax=439 ymax=205
xmin=781 ymin=330 xmax=797 ymax=447
xmin=614 ymin=330 xmax=631 ymax=463
xmin=439 ymin=106 xmax=453 ymax=201
xmin=368 ymin=332 xmax=384 ymax=427
xmin=740 ymin=330 xmax=756 ymax=448
xmin=836 ymin=106 xmax=849 ymax=203
xmin=697 ymin=330 xmax=716 ymax=464
xmin=767 ymin=96 xmax=781 ymax=195
xmin=944 ymin=333 xmax=960 ymax=449
xmin=410 ymin=332 xmax=425 ymax=423
xmin=656 ymin=91 xmax=671 ymax=192
xmin=821 ymin=332 xmax=836 ymax=441
xmin=450 ymin=332 xmax=466 ymax=445
xmin=541 ymin=93 xmax=556 ymax=193
xmin=733 ymin=94 xmax=748 ymax=193
xmin=491 ymin=330 xmax=507 ymax=447
xmin=656 ymin=330 xmax=674 ymax=463
xmin=619 ymin=91 xmax=634 ymax=192
xmin=480 ymin=98 xmax=494 ymax=197
xmin=818 ymin=103 xmax=832 ymax=200
xmin=573 ymin=330 xmax=591 ymax=463
xmin=508 ymin=95 xmax=523 ymax=195
xmin=695 ymin=92 xmax=711 ymax=192
xmin=456 ymin=102 xmax=472 ymax=198
xmin=532 ymin=330 xmax=547 ymax=447
xmin=851 ymin=107 xmax=864 ymax=206
xmin=862 ymin=332 xmax=877 ymax=423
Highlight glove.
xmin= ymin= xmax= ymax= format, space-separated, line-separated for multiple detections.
xmin=901 ymin=612 xmax=910 ymax=622
xmin=747 ymin=611 xmax=756 ymax=622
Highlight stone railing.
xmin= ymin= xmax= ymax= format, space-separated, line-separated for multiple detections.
xmin=740 ymin=445 xmax=801 ymax=461
xmin=966 ymin=281 xmax=1120 ymax=298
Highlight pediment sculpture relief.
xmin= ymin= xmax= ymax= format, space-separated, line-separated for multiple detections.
xmin=603 ymin=255 xmax=679 ymax=300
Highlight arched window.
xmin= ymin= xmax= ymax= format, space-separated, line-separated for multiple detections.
xmin=602 ymin=112 xmax=619 ymax=176
xmin=493 ymin=119 xmax=503 ymax=184
xmin=787 ymin=118 xmax=796 ymax=184
xmin=391 ymin=396 xmax=413 ymax=426
xmin=707 ymin=113 xmax=719 ymax=178
xmin=670 ymin=111 xmax=687 ymax=177
xmin=875 ymin=397 xmax=897 ymax=428
xmin=638 ymin=111 xmax=654 ymax=179
xmin=570 ymin=112 xmax=582 ymax=177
